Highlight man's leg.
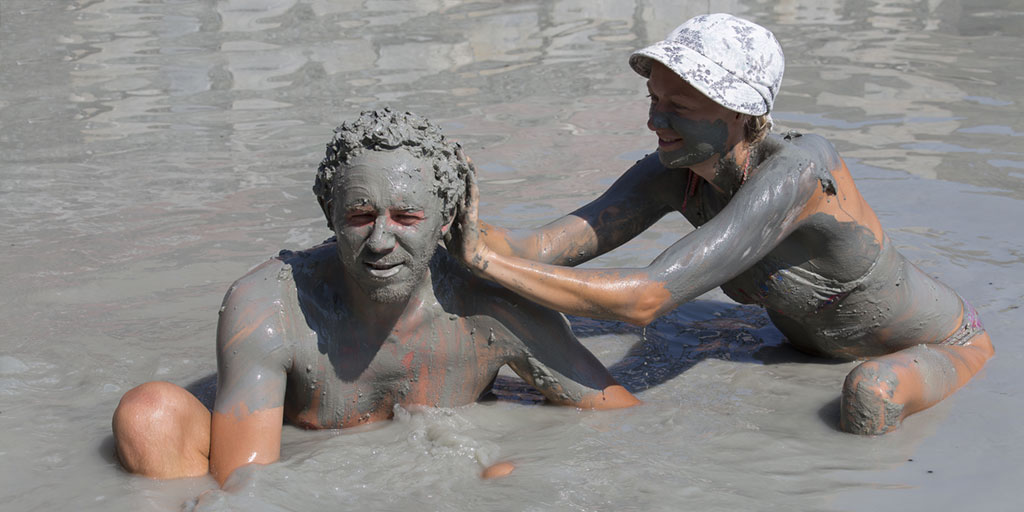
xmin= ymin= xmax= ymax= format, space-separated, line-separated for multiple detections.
xmin=112 ymin=381 xmax=211 ymax=478
xmin=840 ymin=331 xmax=993 ymax=435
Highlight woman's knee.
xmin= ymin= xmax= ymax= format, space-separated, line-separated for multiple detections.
xmin=840 ymin=361 xmax=904 ymax=434
xmin=965 ymin=331 xmax=995 ymax=360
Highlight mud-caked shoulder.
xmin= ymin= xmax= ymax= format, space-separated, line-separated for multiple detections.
xmin=762 ymin=132 xmax=839 ymax=195
xmin=275 ymin=239 xmax=338 ymax=271
xmin=216 ymin=259 xmax=294 ymax=363
xmin=223 ymin=257 xmax=290 ymax=305
xmin=430 ymin=246 xmax=568 ymax=330
xmin=220 ymin=242 xmax=340 ymax=326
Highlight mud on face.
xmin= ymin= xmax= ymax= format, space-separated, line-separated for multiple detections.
xmin=314 ymin=107 xmax=469 ymax=230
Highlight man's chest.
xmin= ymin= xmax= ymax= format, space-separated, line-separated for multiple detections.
xmin=282 ymin=324 xmax=514 ymax=429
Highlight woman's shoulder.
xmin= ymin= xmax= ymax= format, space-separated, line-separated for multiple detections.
xmin=764 ymin=131 xmax=841 ymax=168
xmin=758 ymin=131 xmax=840 ymax=194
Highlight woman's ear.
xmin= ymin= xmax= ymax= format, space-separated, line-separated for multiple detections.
xmin=440 ymin=216 xmax=454 ymax=235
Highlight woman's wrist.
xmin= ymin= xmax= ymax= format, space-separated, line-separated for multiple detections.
xmin=469 ymin=245 xmax=495 ymax=275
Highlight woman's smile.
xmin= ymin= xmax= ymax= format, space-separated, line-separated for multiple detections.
xmin=657 ymin=132 xmax=683 ymax=148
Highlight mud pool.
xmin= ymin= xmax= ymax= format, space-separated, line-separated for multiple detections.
xmin=2 ymin=1 xmax=1023 ymax=510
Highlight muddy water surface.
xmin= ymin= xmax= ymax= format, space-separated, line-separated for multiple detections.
xmin=2 ymin=1 xmax=1023 ymax=511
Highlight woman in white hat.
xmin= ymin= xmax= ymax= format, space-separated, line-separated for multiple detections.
xmin=450 ymin=13 xmax=992 ymax=434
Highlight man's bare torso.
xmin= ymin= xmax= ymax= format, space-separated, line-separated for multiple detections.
xmin=228 ymin=242 xmax=595 ymax=429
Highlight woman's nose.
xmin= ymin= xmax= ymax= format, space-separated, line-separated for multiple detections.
xmin=648 ymin=108 xmax=672 ymax=132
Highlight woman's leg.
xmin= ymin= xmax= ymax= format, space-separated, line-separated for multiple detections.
xmin=112 ymin=381 xmax=212 ymax=478
xmin=840 ymin=330 xmax=993 ymax=435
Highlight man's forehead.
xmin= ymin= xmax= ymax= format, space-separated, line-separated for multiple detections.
xmin=342 ymin=149 xmax=433 ymax=177
xmin=335 ymin=149 xmax=438 ymax=207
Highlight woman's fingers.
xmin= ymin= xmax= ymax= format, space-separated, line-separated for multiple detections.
xmin=464 ymin=159 xmax=480 ymax=223
xmin=446 ymin=146 xmax=483 ymax=267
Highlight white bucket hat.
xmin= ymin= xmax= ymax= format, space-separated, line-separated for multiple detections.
xmin=629 ymin=13 xmax=784 ymax=117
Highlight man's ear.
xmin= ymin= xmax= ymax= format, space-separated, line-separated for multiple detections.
xmin=318 ymin=196 xmax=334 ymax=231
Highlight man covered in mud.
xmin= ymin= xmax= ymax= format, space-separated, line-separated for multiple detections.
xmin=111 ymin=108 xmax=639 ymax=485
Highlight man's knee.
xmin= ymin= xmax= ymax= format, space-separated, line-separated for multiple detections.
xmin=112 ymin=381 xmax=207 ymax=474
xmin=114 ymin=381 xmax=182 ymax=435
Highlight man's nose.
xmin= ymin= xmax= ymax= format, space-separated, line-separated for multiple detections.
xmin=366 ymin=216 xmax=396 ymax=253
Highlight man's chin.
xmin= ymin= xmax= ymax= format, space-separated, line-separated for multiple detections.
xmin=345 ymin=260 xmax=430 ymax=304
xmin=366 ymin=289 xmax=409 ymax=303
xmin=364 ymin=281 xmax=415 ymax=303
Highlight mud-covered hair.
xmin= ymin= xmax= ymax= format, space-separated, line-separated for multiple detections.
xmin=745 ymin=114 xmax=771 ymax=144
xmin=313 ymin=107 xmax=468 ymax=230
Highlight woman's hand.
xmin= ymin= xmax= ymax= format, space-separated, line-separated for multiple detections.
xmin=447 ymin=149 xmax=494 ymax=276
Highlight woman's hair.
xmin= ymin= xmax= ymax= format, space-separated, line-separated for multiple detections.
xmin=745 ymin=114 xmax=771 ymax=144
xmin=313 ymin=107 xmax=468 ymax=230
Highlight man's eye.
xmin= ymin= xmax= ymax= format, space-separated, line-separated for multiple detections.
xmin=393 ymin=213 xmax=424 ymax=226
xmin=347 ymin=213 xmax=375 ymax=225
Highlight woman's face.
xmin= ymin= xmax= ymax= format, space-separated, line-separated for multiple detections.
xmin=646 ymin=62 xmax=747 ymax=169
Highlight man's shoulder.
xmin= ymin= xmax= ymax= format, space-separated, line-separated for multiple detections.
xmin=430 ymin=248 xmax=504 ymax=309
xmin=220 ymin=240 xmax=340 ymax=333
xmin=430 ymin=248 xmax=568 ymax=331
xmin=215 ymin=245 xmax=338 ymax=363
xmin=230 ymin=240 xmax=337 ymax=292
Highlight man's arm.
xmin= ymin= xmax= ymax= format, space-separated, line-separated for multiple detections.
xmin=209 ymin=264 xmax=290 ymax=486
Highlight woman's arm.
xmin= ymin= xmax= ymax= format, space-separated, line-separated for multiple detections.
xmin=472 ymin=153 xmax=676 ymax=266
xmin=456 ymin=148 xmax=827 ymax=326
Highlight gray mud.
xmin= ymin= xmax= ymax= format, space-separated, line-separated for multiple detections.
xmin=2 ymin=1 xmax=1023 ymax=511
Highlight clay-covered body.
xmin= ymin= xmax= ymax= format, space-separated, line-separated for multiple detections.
xmin=672 ymin=133 xmax=966 ymax=359
xmin=219 ymin=242 xmax=620 ymax=431
xmin=451 ymin=62 xmax=993 ymax=436
xmin=112 ymin=109 xmax=637 ymax=487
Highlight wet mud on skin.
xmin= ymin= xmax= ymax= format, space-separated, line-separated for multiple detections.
xmin=3 ymin=1 xmax=1024 ymax=511
xmin=650 ymin=110 xmax=729 ymax=168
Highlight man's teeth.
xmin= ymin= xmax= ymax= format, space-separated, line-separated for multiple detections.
xmin=368 ymin=264 xmax=401 ymax=278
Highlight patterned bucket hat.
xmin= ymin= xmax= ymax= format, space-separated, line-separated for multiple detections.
xmin=629 ymin=13 xmax=784 ymax=117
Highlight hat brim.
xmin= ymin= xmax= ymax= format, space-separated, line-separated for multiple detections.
xmin=629 ymin=42 xmax=768 ymax=116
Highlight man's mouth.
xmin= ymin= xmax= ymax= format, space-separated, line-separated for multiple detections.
xmin=365 ymin=260 xmax=403 ymax=278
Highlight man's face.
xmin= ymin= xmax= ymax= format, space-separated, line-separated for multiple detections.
xmin=331 ymin=149 xmax=446 ymax=303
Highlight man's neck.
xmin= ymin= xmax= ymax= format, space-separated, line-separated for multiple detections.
xmin=340 ymin=269 xmax=437 ymax=338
